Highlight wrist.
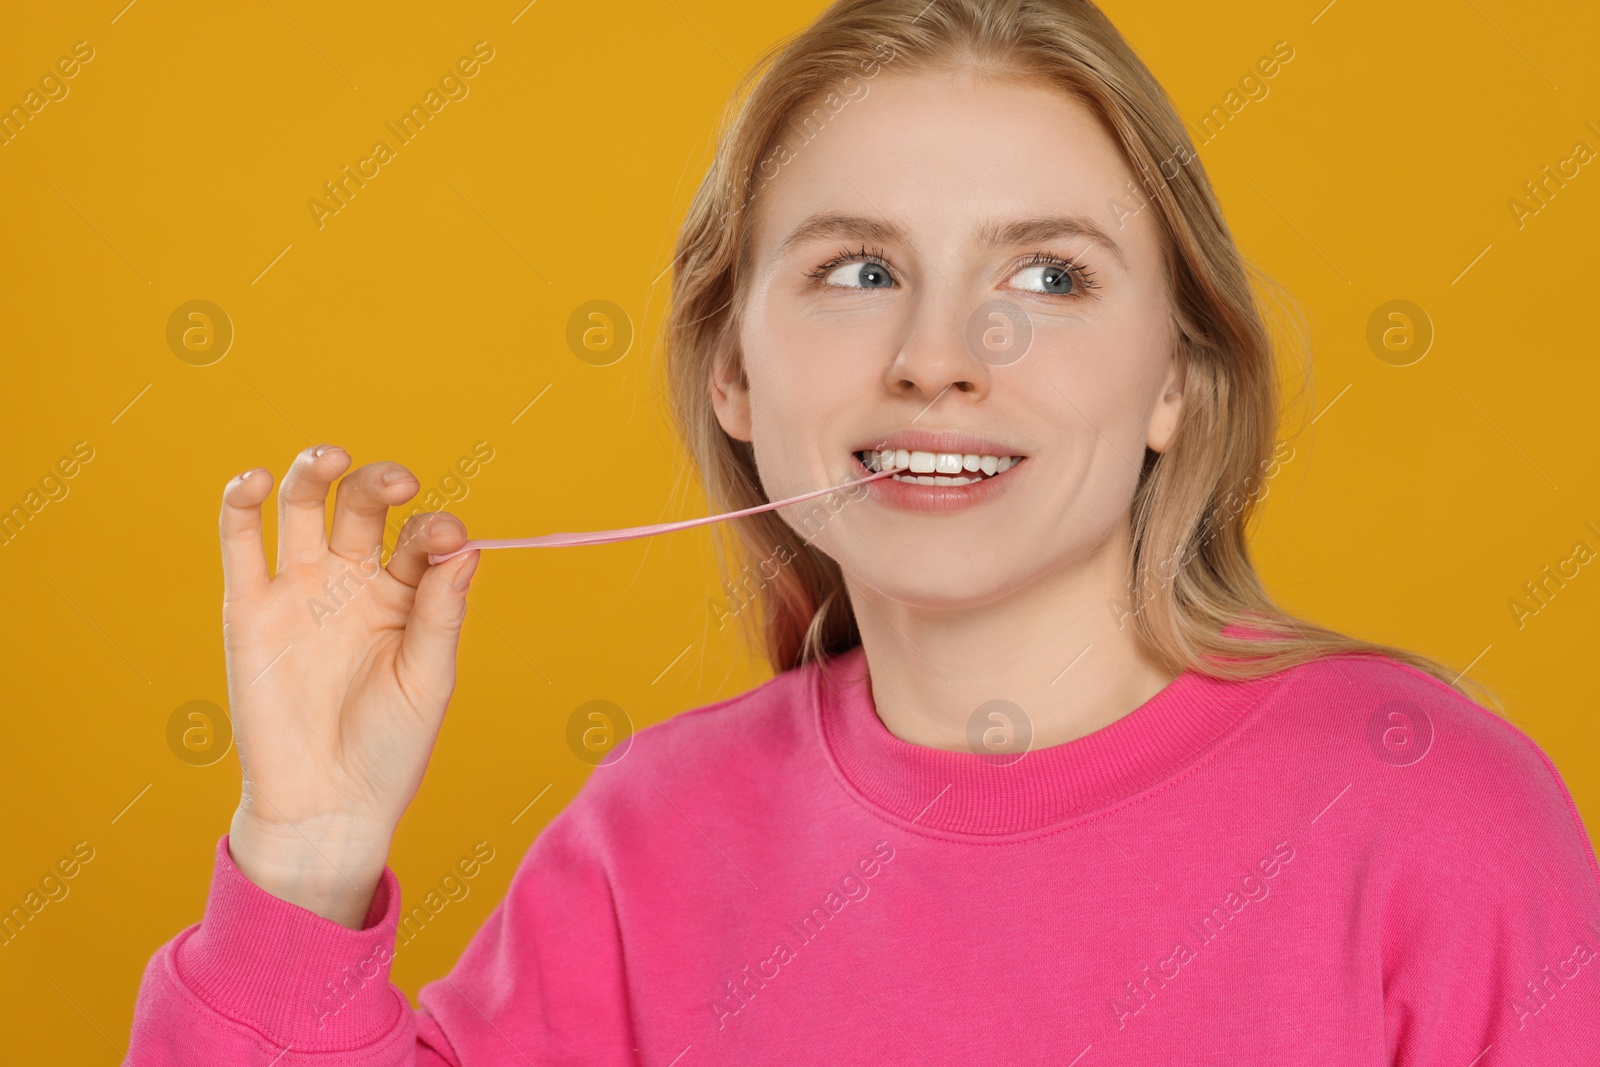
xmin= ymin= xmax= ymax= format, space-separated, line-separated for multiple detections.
xmin=228 ymin=807 xmax=394 ymax=928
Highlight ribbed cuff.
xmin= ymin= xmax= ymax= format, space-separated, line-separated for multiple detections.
xmin=171 ymin=834 xmax=405 ymax=1050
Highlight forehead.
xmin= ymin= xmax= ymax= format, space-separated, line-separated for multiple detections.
xmin=748 ymin=67 xmax=1157 ymax=264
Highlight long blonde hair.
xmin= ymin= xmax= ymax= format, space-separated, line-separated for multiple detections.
xmin=661 ymin=0 xmax=1499 ymax=710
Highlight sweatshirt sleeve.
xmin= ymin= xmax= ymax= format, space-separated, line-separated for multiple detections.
xmin=126 ymin=834 xmax=451 ymax=1064
xmin=128 ymin=791 xmax=637 ymax=1064
xmin=1380 ymin=717 xmax=1600 ymax=1065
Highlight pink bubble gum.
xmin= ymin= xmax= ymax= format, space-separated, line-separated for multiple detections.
xmin=427 ymin=466 xmax=895 ymax=565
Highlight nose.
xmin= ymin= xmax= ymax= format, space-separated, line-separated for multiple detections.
xmin=884 ymin=295 xmax=993 ymax=405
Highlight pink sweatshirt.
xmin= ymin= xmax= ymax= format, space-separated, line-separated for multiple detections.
xmin=128 ymin=642 xmax=1600 ymax=1064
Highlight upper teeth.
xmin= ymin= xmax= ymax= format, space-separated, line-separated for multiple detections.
xmin=857 ymin=449 xmax=1025 ymax=485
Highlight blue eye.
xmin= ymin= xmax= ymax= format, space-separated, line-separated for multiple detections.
xmin=822 ymin=259 xmax=894 ymax=289
xmin=1005 ymin=253 xmax=1099 ymax=299
xmin=1009 ymin=264 xmax=1075 ymax=295
xmin=808 ymin=245 xmax=897 ymax=290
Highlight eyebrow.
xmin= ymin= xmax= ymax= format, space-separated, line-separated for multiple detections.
xmin=775 ymin=211 xmax=1128 ymax=269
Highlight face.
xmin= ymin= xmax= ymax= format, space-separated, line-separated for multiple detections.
xmin=711 ymin=66 xmax=1184 ymax=609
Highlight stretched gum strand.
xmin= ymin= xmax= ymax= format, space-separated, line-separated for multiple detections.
xmin=427 ymin=465 xmax=897 ymax=565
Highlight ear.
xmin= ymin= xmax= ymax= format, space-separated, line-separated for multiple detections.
xmin=708 ymin=327 xmax=753 ymax=443
xmin=1145 ymin=352 xmax=1186 ymax=454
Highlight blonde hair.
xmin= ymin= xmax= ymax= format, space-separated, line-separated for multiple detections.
xmin=661 ymin=0 xmax=1499 ymax=711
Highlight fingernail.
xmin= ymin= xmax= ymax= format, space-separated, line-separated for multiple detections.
xmin=382 ymin=467 xmax=412 ymax=486
xmin=313 ymin=444 xmax=345 ymax=459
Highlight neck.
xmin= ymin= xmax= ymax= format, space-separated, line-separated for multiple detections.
xmin=842 ymin=516 xmax=1177 ymax=754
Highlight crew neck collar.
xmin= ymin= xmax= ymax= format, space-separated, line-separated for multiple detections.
xmin=813 ymin=643 xmax=1286 ymax=838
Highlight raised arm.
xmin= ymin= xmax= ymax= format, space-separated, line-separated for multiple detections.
xmin=128 ymin=445 xmax=480 ymax=1063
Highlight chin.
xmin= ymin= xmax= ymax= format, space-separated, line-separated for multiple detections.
xmin=839 ymin=555 xmax=1035 ymax=611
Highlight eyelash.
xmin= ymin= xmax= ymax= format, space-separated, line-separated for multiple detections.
xmin=804 ymin=244 xmax=1101 ymax=297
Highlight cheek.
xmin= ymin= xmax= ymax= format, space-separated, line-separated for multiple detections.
xmin=1012 ymin=315 xmax=1167 ymax=517
xmin=1033 ymin=304 xmax=1169 ymax=444
xmin=741 ymin=308 xmax=885 ymax=444
xmin=747 ymin=283 xmax=900 ymax=375
xmin=742 ymin=351 xmax=838 ymax=493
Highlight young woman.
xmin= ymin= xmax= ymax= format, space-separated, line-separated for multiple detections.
xmin=128 ymin=0 xmax=1600 ymax=1062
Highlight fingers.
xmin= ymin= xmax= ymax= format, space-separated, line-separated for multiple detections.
xmin=276 ymin=445 xmax=352 ymax=570
xmin=329 ymin=461 xmax=418 ymax=563
xmin=220 ymin=467 xmax=275 ymax=600
xmin=398 ymin=549 xmax=479 ymax=703
xmin=387 ymin=511 xmax=470 ymax=589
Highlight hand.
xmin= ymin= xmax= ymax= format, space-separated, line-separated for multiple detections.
xmin=217 ymin=445 xmax=479 ymax=926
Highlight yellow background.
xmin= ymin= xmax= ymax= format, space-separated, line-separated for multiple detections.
xmin=2 ymin=0 xmax=1597 ymax=1057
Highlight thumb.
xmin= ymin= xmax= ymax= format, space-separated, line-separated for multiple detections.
xmin=398 ymin=549 xmax=478 ymax=695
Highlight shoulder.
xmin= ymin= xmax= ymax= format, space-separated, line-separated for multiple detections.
xmin=1267 ymin=657 xmax=1600 ymax=1058
xmin=1259 ymin=651 xmax=1598 ymax=873
xmin=1262 ymin=650 xmax=1560 ymax=783
xmin=609 ymin=658 xmax=816 ymax=781
xmin=540 ymin=659 xmax=819 ymax=841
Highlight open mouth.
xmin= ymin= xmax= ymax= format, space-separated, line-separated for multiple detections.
xmin=853 ymin=448 xmax=1028 ymax=486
